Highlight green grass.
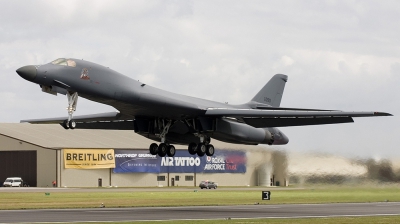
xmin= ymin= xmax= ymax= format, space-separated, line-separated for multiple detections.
xmin=1 ymin=186 xmax=400 ymax=210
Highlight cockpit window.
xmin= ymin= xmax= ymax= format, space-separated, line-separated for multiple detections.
xmin=51 ymin=58 xmax=66 ymax=65
xmin=66 ymin=59 xmax=76 ymax=67
xmin=51 ymin=58 xmax=76 ymax=67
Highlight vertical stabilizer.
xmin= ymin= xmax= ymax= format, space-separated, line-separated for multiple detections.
xmin=249 ymin=74 xmax=288 ymax=107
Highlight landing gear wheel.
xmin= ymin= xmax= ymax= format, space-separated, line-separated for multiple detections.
xmin=158 ymin=143 xmax=167 ymax=157
xmin=68 ymin=120 xmax=76 ymax=129
xmin=206 ymin=144 xmax=215 ymax=156
xmin=149 ymin=143 xmax=158 ymax=155
xmin=196 ymin=143 xmax=206 ymax=157
xmin=167 ymin=145 xmax=176 ymax=157
xmin=188 ymin=143 xmax=197 ymax=155
xmin=62 ymin=120 xmax=69 ymax=129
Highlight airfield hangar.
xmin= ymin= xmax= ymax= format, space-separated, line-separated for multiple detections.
xmin=0 ymin=123 xmax=288 ymax=188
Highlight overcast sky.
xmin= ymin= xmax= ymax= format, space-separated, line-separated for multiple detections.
xmin=0 ymin=0 xmax=398 ymax=158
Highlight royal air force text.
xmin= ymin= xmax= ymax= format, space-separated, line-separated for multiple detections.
xmin=161 ymin=157 xmax=237 ymax=171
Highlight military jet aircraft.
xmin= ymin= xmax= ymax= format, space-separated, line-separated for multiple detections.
xmin=16 ymin=58 xmax=392 ymax=157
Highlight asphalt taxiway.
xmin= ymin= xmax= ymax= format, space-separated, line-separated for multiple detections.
xmin=1 ymin=202 xmax=400 ymax=223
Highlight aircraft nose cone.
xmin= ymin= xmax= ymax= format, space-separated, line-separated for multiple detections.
xmin=16 ymin=65 xmax=37 ymax=81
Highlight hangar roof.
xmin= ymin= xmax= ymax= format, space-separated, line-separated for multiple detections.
xmin=0 ymin=123 xmax=261 ymax=150
xmin=0 ymin=123 xmax=158 ymax=149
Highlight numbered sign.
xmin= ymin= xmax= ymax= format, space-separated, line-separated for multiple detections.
xmin=262 ymin=191 xmax=271 ymax=200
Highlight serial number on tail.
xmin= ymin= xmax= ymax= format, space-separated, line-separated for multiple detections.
xmin=264 ymin=97 xmax=271 ymax=103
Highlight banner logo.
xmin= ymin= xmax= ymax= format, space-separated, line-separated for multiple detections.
xmin=64 ymin=149 xmax=115 ymax=169
xmin=113 ymin=149 xmax=246 ymax=173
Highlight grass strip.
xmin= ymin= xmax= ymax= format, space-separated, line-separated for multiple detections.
xmin=1 ymin=186 xmax=400 ymax=210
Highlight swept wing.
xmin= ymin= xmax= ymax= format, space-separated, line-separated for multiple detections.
xmin=205 ymin=108 xmax=392 ymax=128
xmin=21 ymin=112 xmax=136 ymax=130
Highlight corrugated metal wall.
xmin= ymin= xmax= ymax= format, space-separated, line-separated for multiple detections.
xmin=0 ymin=151 xmax=37 ymax=187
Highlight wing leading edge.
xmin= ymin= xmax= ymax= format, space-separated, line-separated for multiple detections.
xmin=205 ymin=108 xmax=392 ymax=128
xmin=20 ymin=112 xmax=136 ymax=130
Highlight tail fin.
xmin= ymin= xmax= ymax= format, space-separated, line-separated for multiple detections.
xmin=249 ymin=74 xmax=288 ymax=107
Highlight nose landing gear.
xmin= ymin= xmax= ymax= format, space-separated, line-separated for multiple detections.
xmin=62 ymin=92 xmax=78 ymax=130
xmin=62 ymin=119 xmax=76 ymax=129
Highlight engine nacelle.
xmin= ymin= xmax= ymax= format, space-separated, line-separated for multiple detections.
xmin=212 ymin=118 xmax=275 ymax=145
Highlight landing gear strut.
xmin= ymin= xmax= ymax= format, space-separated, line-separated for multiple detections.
xmin=148 ymin=119 xmax=176 ymax=157
xmin=62 ymin=92 xmax=78 ymax=130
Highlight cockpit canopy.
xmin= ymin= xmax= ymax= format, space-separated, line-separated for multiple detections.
xmin=51 ymin=58 xmax=76 ymax=67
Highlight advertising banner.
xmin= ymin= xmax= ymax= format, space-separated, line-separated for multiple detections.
xmin=113 ymin=149 xmax=246 ymax=173
xmin=64 ymin=149 xmax=115 ymax=169
xmin=114 ymin=151 xmax=159 ymax=173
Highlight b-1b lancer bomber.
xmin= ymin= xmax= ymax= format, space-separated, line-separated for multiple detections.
xmin=16 ymin=58 xmax=392 ymax=157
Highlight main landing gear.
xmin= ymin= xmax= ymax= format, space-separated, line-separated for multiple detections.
xmin=188 ymin=134 xmax=214 ymax=157
xmin=61 ymin=92 xmax=78 ymax=130
xmin=188 ymin=142 xmax=215 ymax=157
xmin=147 ymin=119 xmax=215 ymax=157
xmin=149 ymin=143 xmax=176 ymax=157
xmin=148 ymin=142 xmax=214 ymax=157
xmin=148 ymin=120 xmax=176 ymax=157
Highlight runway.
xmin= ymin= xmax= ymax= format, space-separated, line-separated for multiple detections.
xmin=1 ymin=202 xmax=400 ymax=223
